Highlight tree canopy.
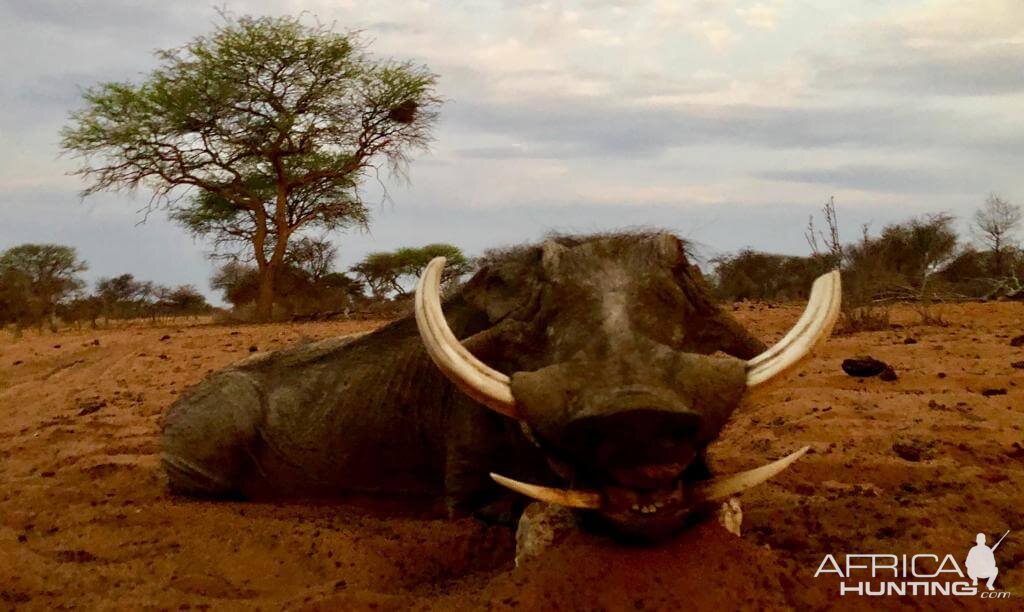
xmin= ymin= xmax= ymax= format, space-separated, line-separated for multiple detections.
xmin=62 ymin=14 xmax=441 ymax=320
xmin=350 ymin=244 xmax=471 ymax=299
xmin=973 ymin=193 xmax=1022 ymax=276
xmin=0 ymin=244 xmax=87 ymax=327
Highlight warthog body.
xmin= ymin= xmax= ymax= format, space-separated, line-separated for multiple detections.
xmin=164 ymin=231 xmax=836 ymax=538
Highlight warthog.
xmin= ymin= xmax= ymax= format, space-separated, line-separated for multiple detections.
xmin=163 ymin=232 xmax=840 ymax=540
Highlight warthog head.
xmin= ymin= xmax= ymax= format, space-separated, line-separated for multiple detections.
xmin=416 ymin=233 xmax=839 ymax=540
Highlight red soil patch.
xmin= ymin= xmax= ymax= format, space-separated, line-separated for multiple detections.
xmin=1 ymin=303 xmax=1022 ymax=609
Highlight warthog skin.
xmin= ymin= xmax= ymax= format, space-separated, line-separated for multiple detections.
xmin=162 ymin=232 xmax=766 ymax=528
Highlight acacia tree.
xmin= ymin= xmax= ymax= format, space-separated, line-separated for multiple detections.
xmin=974 ymin=193 xmax=1022 ymax=276
xmin=0 ymin=244 xmax=87 ymax=329
xmin=62 ymin=14 xmax=441 ymax=321
xmin=350 ymin=243 xmax=471 ymax=299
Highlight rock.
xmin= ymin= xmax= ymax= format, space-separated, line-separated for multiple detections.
xmin=841 ymin=356 xmax=889 ymax=378
xmin=981 ymin=388 xmax=1007 ymax=397
xmin=903 ymin=338 xmax=918 ymax=344
xmin=160 ymin=335 xmax=171 ymax=341
xmin=892 ymin=439 xmax=934 ymax=462
xmin=56 ymin=549 xmax=97 ymax=563
xmin=1011 ymin=334 xmax=1024 ymax=347
xmin=249 ymin=345 xmax=259 ymax=353
xmin=716 ymin=498 xmax=743 ymax=536
xmin=515 ymin=502 xmax=576 ymax=567
xmin=1011 ymin=361 xmax=1024 ymax=369
xmin=879 ymin=366 xmax=898 ymax=382
xmin=76 ymin=398 xmax=107 ymax=416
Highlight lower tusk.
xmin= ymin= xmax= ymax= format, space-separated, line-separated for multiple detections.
xmin=490 ymin=473 xmax=602 ymax=509
xmin=694 ymin=446 xmax=810 ymax=502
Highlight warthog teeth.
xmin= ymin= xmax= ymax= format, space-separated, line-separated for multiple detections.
xmin=490 ymin=447 xmax=811 ymax=513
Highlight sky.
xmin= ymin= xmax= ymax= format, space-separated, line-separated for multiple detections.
xmin=1 ymin=0 xmax=1022 ymax=303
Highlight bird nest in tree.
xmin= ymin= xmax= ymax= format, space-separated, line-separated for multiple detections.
xmin=387 ymin=100 xmax=419 ymax=124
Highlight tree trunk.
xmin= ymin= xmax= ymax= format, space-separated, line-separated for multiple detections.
xmin=256 ymin=263 xmax=276 ymax=322
xmin=993 ymin=237 xmax=1003 ymax=277
xmin=254 ymin=177 xmax=292 ymax=323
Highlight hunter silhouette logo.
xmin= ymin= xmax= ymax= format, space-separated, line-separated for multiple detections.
xmin=966 ymin=531 xmax=1008 ymax=591
xmin=814 ymin=531 xmax=1012 ymax=599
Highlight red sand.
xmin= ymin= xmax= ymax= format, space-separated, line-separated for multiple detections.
xmin=1 ymin=302 xmax=1021 ymax=609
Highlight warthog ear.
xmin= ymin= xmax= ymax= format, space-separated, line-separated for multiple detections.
xmin=460 ymin=251 xmax=546 ymax=325
xmin=541 ymin=239 xmax=569 ymax=271
xmin=655 ymin=232 xmax=683 ymax=263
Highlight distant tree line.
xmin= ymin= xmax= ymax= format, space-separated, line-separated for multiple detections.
xmin=711 ymin=194 xmax=1024 ymax=329
xmin=210 ymin=240 xmax=471 ymax=320
xmin=0 ymin=243 xmax=211 ymax=331
xmin=1 ymin=239 xmax=472 ymax=329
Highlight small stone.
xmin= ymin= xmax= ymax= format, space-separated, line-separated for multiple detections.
xmin=842 ymin=356 xmax=889 ymax=378
xmin=76 ymin=399 xmax=107 ymax=416
xmin=717 ymin=498 xmax=743 ymax=536
xmin=160 ymin=335 xmax=171 ymax=341
xmin=1010 ymin=335 xmax=1024 ymax=347
xmin=893 ymin=441 xmax=925 ymax=462
xmin=879 ymin=366 xmax=898 ymax=381
xmin=1011 ymin=361 xmax=1024 ymax=369
xmin=55 ymin=549 xmax=97 ymax=563
xmin=248 ymin=345 xmax=258 ymax=353
xmin=515 ymin=502 xmax=576 ymax=567
xmin=981 ymin=388 xmax=1007 ymax=397
xmin=903 ymin=338 xmax=918 ymax=344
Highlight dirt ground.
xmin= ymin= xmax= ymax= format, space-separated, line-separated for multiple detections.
xmin=1 ymin=302 xmax=1022 ymax=610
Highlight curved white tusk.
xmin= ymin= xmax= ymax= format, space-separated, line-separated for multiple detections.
xmin=746 ymin=270 xmax=841 ymax=386
xmin=694 ymin=446 xmax=810 ymax=501
xmin=490 ymin=447 xmax=809 ymax=510
xmin=414 ymin=257 xmax=519 ymax=418
xmin=490 ymin=473 xmax=602 ymax=509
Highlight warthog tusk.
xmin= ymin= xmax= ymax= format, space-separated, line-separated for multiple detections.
xmin=489 ymin=473 xmax=602 ymax=509
xmin=693 ymin=446 xmax=810 ymax=501
xmin=745 ymin=271 xmax=841 ymax=387
xmin=490 ymin=446 xmax=810 ymax=510
xmin=415 ymin=257 xmax=519 ymax=418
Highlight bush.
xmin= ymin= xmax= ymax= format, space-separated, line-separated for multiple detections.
xmin=712 ymin=250 xmax=833 ymax=302
xmin=211 ymin=261 xmax=364 ymax=320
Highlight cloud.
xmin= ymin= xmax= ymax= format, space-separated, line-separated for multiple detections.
xmin=736 ymin=2 xmax=779 ymax=30
xmin=448 ymin=94 xmax=1024 ymax=157
xmin=759 ymin=163 xmax=991 ymax=195
xmin=1 ymin=0 xmax=1023 ymax=294
xmin=812 ymin=0 xmax=1024 ymax=96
